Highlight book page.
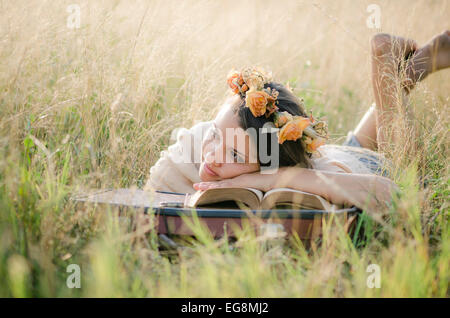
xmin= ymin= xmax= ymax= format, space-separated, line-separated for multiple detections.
xmin=246 ymin=188 xmax=263 ymax=202
xmin=186 ymin=187 xmax=263 ymax=209
xmin=262 ymin=187 xmax=335 ymax=210
xmin=262 ymin=187 xmax=312 ymax=199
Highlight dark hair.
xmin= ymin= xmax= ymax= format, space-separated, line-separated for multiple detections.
xmin=235 ymin=82 xmax=313 ymax=169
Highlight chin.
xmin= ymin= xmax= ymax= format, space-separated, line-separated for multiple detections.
xmin=199 ymin=170 xmax=214 ymax=182
xmin=199 ymin=163 xmax=219 ymax=182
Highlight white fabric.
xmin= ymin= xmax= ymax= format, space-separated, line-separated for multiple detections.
xmin=144 ymin=121 xmax=211 ymax=194
xmin=144 ymin=121 xmax=387 ymax=194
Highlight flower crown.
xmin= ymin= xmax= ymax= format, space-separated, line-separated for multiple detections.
xmin=227 ymin=67 xmax=329 ymax=154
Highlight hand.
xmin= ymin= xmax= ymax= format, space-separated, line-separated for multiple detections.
xmin=193 ymin=170 xmax=283 ymax=192
xmin=366 ymin=175 xmax=401 ymax=212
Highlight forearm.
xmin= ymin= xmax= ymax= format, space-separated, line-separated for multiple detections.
xmin=194 ymin=166 xmax=400 ymax=212
xmin=276 ymin=167 xmax=399 ymax=211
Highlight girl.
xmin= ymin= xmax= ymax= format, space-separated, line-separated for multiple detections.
xmin=144 ymin=31 xmax=449 ymax=212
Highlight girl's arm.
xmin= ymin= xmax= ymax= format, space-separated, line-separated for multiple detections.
xmin=194 ymin=167 xmax=399 ymax=212
xmin=276 ymin=168 xmax=399 ymax=212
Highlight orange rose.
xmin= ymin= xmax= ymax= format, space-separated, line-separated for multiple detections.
xmin=273 ymin=111 xmax=293 ymax=128
xmin=278 ymin=117 xmax=311 ymax=144
xmin=227 ymin=71 xmax=240 ymax=94
xmin=237 ymin=74 xmax=244 ymax=86
xmin=306 ymin=137 xmax=326 ymax=152
xmin=245 ymin=90 xmax=270 ymax=117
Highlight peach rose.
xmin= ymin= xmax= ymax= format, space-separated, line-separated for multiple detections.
xmin=306 ymin=137 xmax=326 ymax=152
xmin=278 ymin=117 xmax=311 ymax=144
xmin=245 ymin=90 xmax=270 ymax=117
xmin=227 ymin=72 xmax=241 ymax=94
xmin=273 ymin=111 xmax=293 ymax=128
xmin=237 ymin=74 xmax=244 ymax=86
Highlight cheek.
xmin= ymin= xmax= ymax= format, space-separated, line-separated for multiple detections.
xmin=200 ymin=140 xmax=211 ymax=161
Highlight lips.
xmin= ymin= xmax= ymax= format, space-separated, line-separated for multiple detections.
xmin=203 ymin=163 xmax=218 ymax=177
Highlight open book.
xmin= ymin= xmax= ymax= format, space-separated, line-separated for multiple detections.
xmin=185 ymin=187 xmax=337 ymax=211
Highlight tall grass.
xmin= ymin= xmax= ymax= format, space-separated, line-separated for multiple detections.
xmin=0 ymin=0 xmax=448 ymax=297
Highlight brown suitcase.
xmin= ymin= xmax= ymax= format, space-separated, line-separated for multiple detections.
xmin=71 ymin=188 xmax=360 ymax=240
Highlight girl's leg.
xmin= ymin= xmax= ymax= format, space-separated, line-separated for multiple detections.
xmin=353 ymin=31 xmax=450 ymax=152
xmin=352 ymin=34 xmax=418 ymax=151
xmin=352 ymin=104 xmax=377 ymax=151
xmin=403 ymin=30 xmax=450 ymax=92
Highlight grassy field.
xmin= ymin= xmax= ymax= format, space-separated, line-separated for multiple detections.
xmin=0 ymin=0 xmax=448 ymax=297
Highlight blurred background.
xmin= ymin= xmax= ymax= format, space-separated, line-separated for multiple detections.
xmin=0 ymin=0 xmax=448 ymax=297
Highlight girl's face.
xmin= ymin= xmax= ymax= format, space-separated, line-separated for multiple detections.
xmin=199 ymin=99 xmax=260 ymax=182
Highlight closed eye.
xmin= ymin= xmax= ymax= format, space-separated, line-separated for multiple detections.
xmin=231 ymin=149 xmax=245 ymax=163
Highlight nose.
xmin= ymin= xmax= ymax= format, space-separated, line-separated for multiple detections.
xmin=203 ymin=142 xmax=224 ymax=167
xmin=204 ymin=149 xmax=223 ymax=167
